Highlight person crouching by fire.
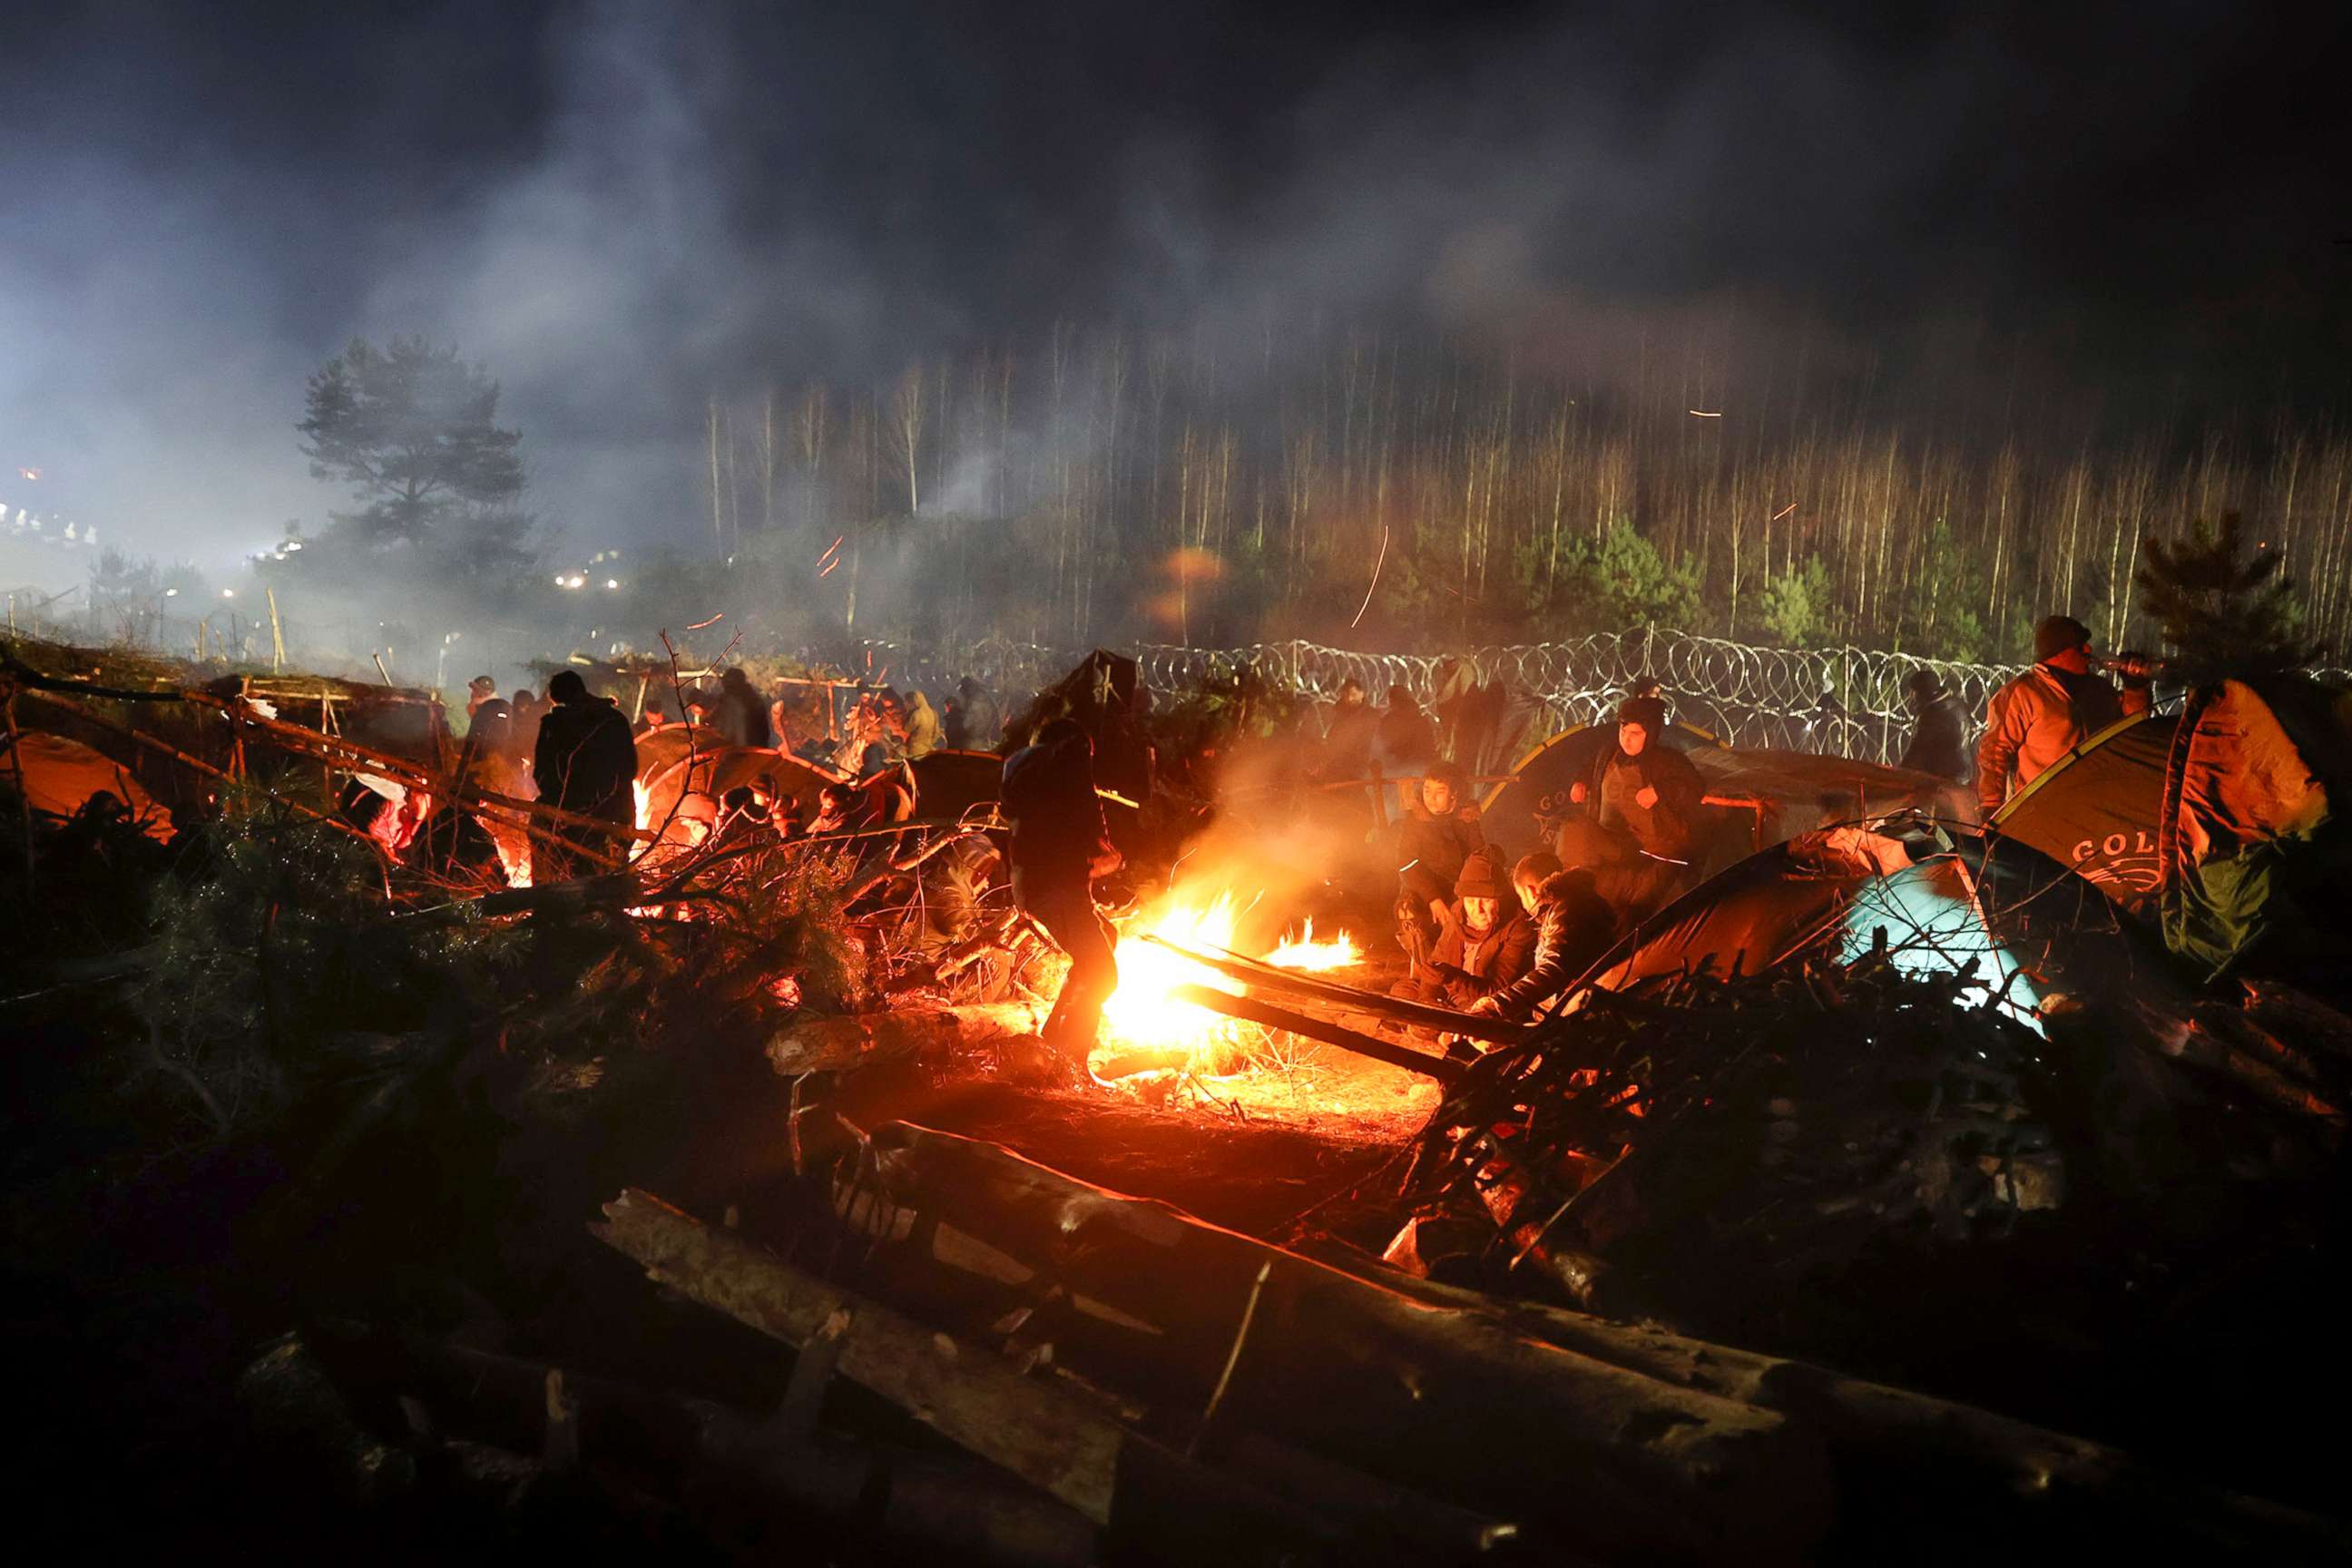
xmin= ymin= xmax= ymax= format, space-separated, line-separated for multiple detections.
xmin=1395 ymin=760 xmax=1485 ymax=961
xmin=1390 ymin=850 xmax=1535 ymax=1018
xmin=1001 ymin=714 xmax=1123 ymax=1078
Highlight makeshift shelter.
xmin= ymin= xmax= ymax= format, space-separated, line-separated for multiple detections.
xmin=1569 ymin=824 xmax=2145 ymax=1033
xmin=1481 ymin=720 xmax=1951 ymax=867
xmin=0 ymin=730 xmax=175 ymax=841
xmin=1479 ymin=718 xmax=1724 ymax=858
xmin=640 ymin=747 xmax=841 ymax=832
xmin=1984 ymin=711 xmax=2169 ymax=910
xmin=908 ymin=748 xmax=1004 ymax=822
xmin=632 ymin=723 xmax=727 ymax=781
xmin=1991 ymin=677 xmax=2352 ymax=983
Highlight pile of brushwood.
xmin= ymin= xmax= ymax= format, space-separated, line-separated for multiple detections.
xmin=1384 ymin=945 xmax=2077 ymax=1327
xmin=1358 ymin=931 xmax=2352 ymax=1504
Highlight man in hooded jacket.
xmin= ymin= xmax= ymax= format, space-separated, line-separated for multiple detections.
xmin=531 ymin=670 xmax=638 ymax=882
xmin=712 ymin=666 xmax=774 ymax=750
xmin=1976 ymin=614 xmax=2149 ymax=818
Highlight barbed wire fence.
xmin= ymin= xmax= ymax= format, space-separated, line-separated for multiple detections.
xmin=852 ymin=629 xmax=2045 ymax=767
xmin=19 ymin=581 xmax=2347 ymax=769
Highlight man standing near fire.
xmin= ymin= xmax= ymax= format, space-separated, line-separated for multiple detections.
xmin=531 ymin=670 xmax=637 ymax=883
xmin=1976 ymin=614 xmax=2151 ymax=818
xmin=1001 ymin=714 xmax=1123 ymax=1078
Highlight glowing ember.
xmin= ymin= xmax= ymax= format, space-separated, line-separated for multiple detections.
xmin=630 ymin=779 xmax=652 ymax=863
xmin=1266 ymin=918 xmax=1360 ymax=972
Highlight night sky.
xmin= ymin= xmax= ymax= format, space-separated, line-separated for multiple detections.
xmin=5 ymin=0 xmax=2347 ymax=564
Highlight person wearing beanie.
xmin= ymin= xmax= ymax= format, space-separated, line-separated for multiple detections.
xmin=1896 ymin=667 xmax=1972 ymax=787
xmin=1563 ymin=690 xmax=1709 ymax=917
xmin=1390 ymin=848 xmax=1535 ymax=1014
xmin=1469 ymin=852 xmax=1621 ymax=1022
xmin=1975 ymin=612 xmax=2148 ymax=818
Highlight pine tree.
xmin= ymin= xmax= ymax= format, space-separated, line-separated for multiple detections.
xmin=2133 ymin=512 xmax=2322 ymax=684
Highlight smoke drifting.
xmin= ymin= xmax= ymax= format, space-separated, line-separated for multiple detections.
xmin=3 ymin=0 xmax=2345 ymax=583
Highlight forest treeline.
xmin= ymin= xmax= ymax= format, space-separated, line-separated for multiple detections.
xmin=687 ymin=328 xmax=2350 ymax=664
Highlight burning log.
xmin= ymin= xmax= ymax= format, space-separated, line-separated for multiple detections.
xmin=768 ymin=1000 xmax=1052 ymax=1076
xmin=847 ymin=1122 xmax=1834 ymax=1563
xmin=1167 ymin=982 xmax=1462 ymax=1084
xmin=1146 ymin=933 xmax=1533 ymax=1046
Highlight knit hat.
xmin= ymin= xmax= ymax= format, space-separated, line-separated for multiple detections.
xmin=1455 ymin=850 xmax=1507 ymax=900
xmin=1616 ymin=694 xmax=1667 ymax=731
xmin=2034 ymin=614 xmax=2092 ymax=662
xmin=1903 ymin=668 xmax=1945 ymax=700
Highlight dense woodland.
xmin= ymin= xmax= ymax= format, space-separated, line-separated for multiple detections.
xmin=46 ymin=328 xmax=2352 ymax=672
xmin=683 ymin=327 xmax=2352 ymax=664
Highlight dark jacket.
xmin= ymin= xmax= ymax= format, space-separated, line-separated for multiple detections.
xmin=1898 ymin=693 xmax=1972 ymax=782
xmin=944 ymin=687 xmax=1002 ymax=751
xmin=1320 ymin=703 xmax=1377 ymax=776
xmin=1398 ymin=803 xmax=1485 ymax=895
xmin=1377 ymin=704 xmax=1438 ymax=771
xmin=533 ymin=695 xmax=638 ymax=820
xmin=1489 ymin=871 xmax=1618 ymax=1019
xmin=713 ymin=676 xmax=773 ymax=750
xmin=1000 ymin=735 xmax=1111 ymax=883
xmin=1431 ymin=905 xmax=1537 ymax=1008
xmin=1595 ymin=744 xmax=1708 ymax=861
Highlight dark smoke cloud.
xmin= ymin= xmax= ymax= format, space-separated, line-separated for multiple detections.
xmin=4 ymin=0 xmax=2345 ymax=580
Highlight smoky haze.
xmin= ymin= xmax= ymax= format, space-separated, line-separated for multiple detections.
xmin=2 ymin=0 xmax=2345 ymax=584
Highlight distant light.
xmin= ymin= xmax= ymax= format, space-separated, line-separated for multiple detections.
xmin=221 ymin=589 xmax=235 ymax=599
xmin=554 ymin=573 xmax=568 ymax=586
xmin=163 ymin=587 xmax=179 ymax=597
xmin=283 ymin=540 xmax=302 ymax=552
xmin=604 ymin=578 xmax=619 ymax=590
xmin=16 ymin=467 xmax=38 ymax=481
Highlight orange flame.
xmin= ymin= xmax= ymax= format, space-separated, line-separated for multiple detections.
xmin=1094 ymin=889 xmax=1357 ymax=1074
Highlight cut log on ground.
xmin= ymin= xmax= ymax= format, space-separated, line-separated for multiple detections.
xmin=768 ymin=1000 xmax=1052 ymax=1076
xmin=850 ymin=1122 xmax=1834 ymax=1563
xmin=1294 ymin=1245 xmax=2352 ymax=1561
xmin=305 ymin=1320 xmax=1100 ymax=1568
xmin=852 ymin=1121 xmax=2352 ymax=1563
xmin=591 ymin=1188 xmax=1522 ymax=1565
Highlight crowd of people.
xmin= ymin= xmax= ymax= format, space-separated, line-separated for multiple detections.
xmin=364 ymin=607 xmax=2153 ymax=1074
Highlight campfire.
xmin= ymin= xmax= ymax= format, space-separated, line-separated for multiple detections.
xmin=1093 ymin=887 xmax=1359 ymax=1081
